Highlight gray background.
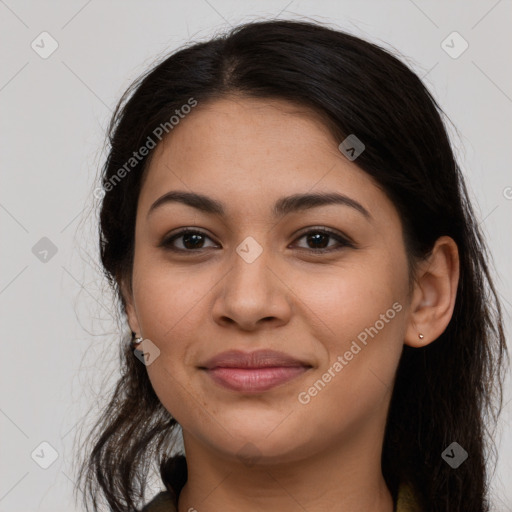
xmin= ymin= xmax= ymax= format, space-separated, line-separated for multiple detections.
xmin=1 ymin=0 xmax=511 ymax=510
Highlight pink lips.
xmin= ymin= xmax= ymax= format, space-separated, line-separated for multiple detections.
xmin=200 ymin=349 xmax=311 ymax=393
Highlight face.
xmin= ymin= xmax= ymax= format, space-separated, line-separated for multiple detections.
xmin=124 ymin=96 xmax=412 ymax=464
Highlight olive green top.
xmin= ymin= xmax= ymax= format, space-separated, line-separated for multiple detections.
xmin=141 ymin=483 xmax=420 ymax=511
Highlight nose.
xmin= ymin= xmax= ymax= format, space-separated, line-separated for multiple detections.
xmin=211 ymin=240 xmax=292 ymax=331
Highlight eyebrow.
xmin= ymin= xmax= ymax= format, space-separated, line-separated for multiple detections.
xmin=147 ymin=190 xmax=371 ymax=220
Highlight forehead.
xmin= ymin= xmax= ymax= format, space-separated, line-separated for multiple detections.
xmin=138 ymin=96 xmax=396 ymax=224
xmin=146 ymin=96 xmax=339 ymax=173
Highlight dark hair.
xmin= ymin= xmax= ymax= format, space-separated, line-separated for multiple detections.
xmin=75 ymin=19 xmax=508 ymax=512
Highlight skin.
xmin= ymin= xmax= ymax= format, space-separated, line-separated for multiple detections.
xmin=122 ymin=96 xmax=459 ymax=512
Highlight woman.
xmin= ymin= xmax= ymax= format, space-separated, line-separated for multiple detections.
xmin=75 ymin=19 xmax=508 ymax=512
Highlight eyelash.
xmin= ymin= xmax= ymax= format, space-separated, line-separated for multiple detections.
xmin=159 ymin=227 xmax=355 ymax=254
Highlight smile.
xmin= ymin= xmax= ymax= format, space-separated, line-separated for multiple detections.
xmin=203 ymin=366 xmax=310 ymax=393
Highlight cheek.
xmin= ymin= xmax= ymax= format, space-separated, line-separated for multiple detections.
xmin=299 ymin=255 xmax=407 ymax=340
xmin=133 ymin=257 xmax=215 ymax=337
xmin=131 ymin=263 xmax=219 ymax=420
xmin=295 ymin=256 xmax=408 ymax=400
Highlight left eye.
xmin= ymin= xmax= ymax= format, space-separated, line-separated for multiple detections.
xmin=292 ymin=228 xmax=353 ymax=252
xmin=160 ymin=228 xmax=353 ymax=253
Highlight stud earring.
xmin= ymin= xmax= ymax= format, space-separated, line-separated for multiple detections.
xmin=418 ymin=333 xmax=424 ymax=340
xmin=132 ymin=333 xmax=143 ymax=346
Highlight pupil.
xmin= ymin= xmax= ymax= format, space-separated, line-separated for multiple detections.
xmin=184 ymin=233 xmax=203 ymax=249
xmin=308 ymin=233 xmax=328 ymax=249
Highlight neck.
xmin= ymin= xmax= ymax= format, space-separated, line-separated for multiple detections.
xmin=177 ymin=423 xmax=394 ymax=512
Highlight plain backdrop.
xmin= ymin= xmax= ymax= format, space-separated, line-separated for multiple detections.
xmin=1 ymin=1 xmax=511 ymax=510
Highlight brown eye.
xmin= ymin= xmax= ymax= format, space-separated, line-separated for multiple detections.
xmin=292 ymin=228 xmax=354 ymax=253
xmin=161 ymin=229 xmax=218 ymax=252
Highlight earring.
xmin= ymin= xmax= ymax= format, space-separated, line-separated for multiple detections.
xmin=132 ymin=333 xmax=143 ymax=346
xmin=418 ymin=333 xmax=424 ymax=340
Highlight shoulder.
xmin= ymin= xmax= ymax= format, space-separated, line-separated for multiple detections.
xmin=141 ymin=490 xmax=177 ymax=512
xmin=396 ymin=483 xmax=421 ymax=512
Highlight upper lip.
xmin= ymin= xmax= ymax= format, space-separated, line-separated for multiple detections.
xmin=199 ymin=349 xmax=311 ymax=369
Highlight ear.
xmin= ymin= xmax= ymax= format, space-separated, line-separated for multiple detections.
xmin=405 ymin=236 xmax=460 ymax=347
xmin=119 ymin=276 xmax=142 ymax=336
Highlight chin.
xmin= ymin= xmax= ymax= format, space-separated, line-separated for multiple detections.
xmin=205 ymin=429 xmax=312 ymax=466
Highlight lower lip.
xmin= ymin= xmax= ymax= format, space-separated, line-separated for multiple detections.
xmin=204 ymin=366 xmax=309 ymax=393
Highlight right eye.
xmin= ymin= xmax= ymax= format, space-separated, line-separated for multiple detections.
xmin=160 ymin=229 xmax=219 ymax=252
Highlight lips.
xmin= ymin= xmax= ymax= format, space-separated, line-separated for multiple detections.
xmin=199 ymin=349 xmax=312 ymax=393
xmin=199 ymin=349 xmax=311 ymax=370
